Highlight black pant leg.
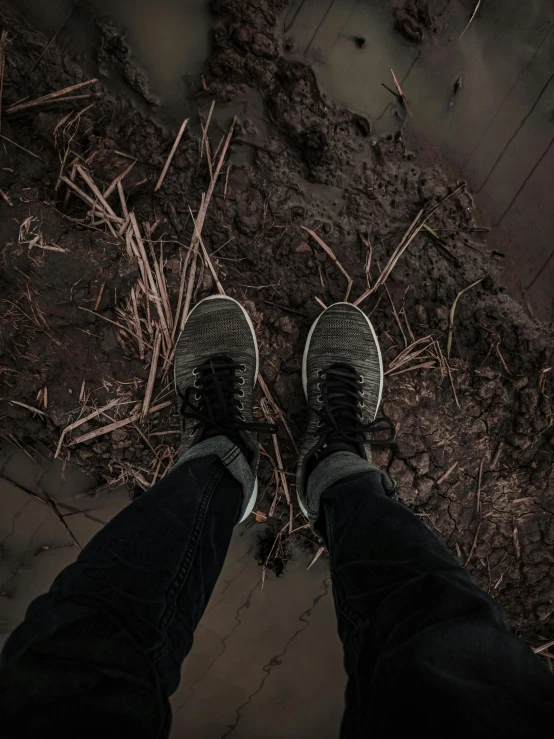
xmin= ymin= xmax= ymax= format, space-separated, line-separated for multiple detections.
xmin=321 ymin=470 xmax=554 ymax=738
xmin=0 ymin=455 xmax=242 ymax=739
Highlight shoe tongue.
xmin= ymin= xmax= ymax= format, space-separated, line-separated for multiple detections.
xmin=307 ymin=440 xmax=365 ymax=477
xmin=199 ymin=426 xmax=253 ymax=465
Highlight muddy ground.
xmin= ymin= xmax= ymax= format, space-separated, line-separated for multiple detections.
xmin=1 ymin=0 xmax=553 ymax=649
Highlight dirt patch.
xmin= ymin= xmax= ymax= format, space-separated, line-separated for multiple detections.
xmin=1 ymin=0 xmax=553 ymax=649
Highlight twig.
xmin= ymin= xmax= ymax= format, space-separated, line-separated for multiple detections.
xmin=262 ymin=400 xmax=292 ymax=534
xmin=459 ymin=0 xmax=482 ymax=39
xmin=142 ymin=327 xmax=162 ymax=421
xmin=315 ymin=296 xmax=327 ymax=310
xmin=446 ymin=277 xmax=484 ymax=357
xmin=301 ymin=226 xmax=353 ymax=301
xmin=6 ymin=78 xmax=98 ymax=115
xmin=154 ymin=118 xmax=189 ymax=192
xmin=70 ymin=401 xmax=171 ymax=446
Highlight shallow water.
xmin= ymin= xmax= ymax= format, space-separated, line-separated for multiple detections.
xmin=283 ymin=0 xmax=554 ymax=319
xmin=14 ymin=0 xmax=212 ymax=113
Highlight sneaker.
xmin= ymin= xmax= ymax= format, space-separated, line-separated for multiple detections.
xmin=174 ymin=295 xmax=273 ymax=522
xmin=296 ymin=302 xmax=395 ymax=519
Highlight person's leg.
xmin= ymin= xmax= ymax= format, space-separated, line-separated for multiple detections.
xmin=0 ymin=296 xmax=272 ymax=738
xmin=0 ymin=454 xmax=242 ymax=738
xmin=297 ymin=303 xmax=554 ymax=738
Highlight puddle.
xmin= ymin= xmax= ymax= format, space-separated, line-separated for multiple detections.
xmin=12 ymin=0 xmax=213 ymax=114
xmin=282 ymin=0 xmax=554 ymax=320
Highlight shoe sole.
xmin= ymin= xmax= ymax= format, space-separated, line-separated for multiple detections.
xmin=301 ymin=302 xmax=384 ymax=414
xmin=174 ymin=294 xmax=260 ymax=524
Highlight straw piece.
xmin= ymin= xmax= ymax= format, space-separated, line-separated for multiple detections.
xmin=154 ymin=118 xmax=189 ymax=192
xmin=142 ymin=327 xmax=162 ymax=421
xmin=70 ymin=401 xmax=171 ymax=446
xmin=6 ymin=78 xmax=98 ymax=115
xmin=55 ymin=397 xmax=122 ymax=457
xmin=76 ymin=164 xmax=121 ymax=221
xmin=300 ymin=226 xmax=353 ymax=301
xmin=104 ymin=160 xmax=136 ymax=199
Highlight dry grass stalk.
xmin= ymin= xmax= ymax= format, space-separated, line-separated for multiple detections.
xmin=464 ymin=521 xmax=482 ymax=567
xmin=154 ymin=117 xmax=189 ymax=192
xmin=30 ymin=7 xmax=74 ymax=72
xmin=55 ymin=397 xmax=123 ymax=457
xmin=307 ymin=545 xmax=326 ymax=570
xmin=71 ymin=400 xmax=171 ymax=446
xmin=301 ymin=225 xmax=353 ymax=301
xmin=189 ymin=207 xmax=225 ymax=295
xmin=170 ymin=250 xmax=193 ymax=344
xmin=315 ymin=296 xmax=327 ymax=310
xmin=130 ymin=213 xmax=172 ymax=351
xmin=94 ymin=282 xmax=105 ymax=312
xmin=9 ymin=400 xmax=47 ymax=417
xmin=360 ymin=232 xmax=372 ymax=288
xmin=200 ymin=100 xmax=215 ymax=178
xmin=447 ymin=277 xmax=484 ymax=357
xmin=6 ymin=78 xmax=98 ymax=115
xmin=261 ymin=398 xmax=293 ymax=533
xmin=0 ymin=187 xmax=13 ymax=206
xmin=355 ymin=184 xmax=466 ymax=306
xmin=0 ymin=30 xmax=8 ymax=134
xmin=385 ymin=335 xmax=434 ymax=375
xmin=258 ymin=373 xmax=297 ymax=453
xmin=76 ymin=164 xmax=122 ymax=222
xmin=459 ymin=0 xmax=482 ymax=39
xmin=534 ymin=639 xmax=554 ymax=655
xmin=130 ymin=286 xmax=145 ymax=360
xmin=390 ymin=68 xmax=410 ymax=114
xmin=0 ymin=133 xmax=42 ymax=161
xmin=104 ymin=160 xmax=136 ymax=199
xmin=142 ymin=326 xmax=162 ymax=421
xmin=384 ymin=283 xmax=407 ymax=348
xmin=436 ymin=461 xmax=458 ymax=486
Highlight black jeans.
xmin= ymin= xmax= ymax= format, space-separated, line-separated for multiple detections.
xmin=1 ymin=455 xmax=553 ymax=737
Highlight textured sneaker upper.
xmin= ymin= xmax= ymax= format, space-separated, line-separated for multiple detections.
xmin=174 ymin=296 xmax=258 ymax=460
xmin=297 ymin=302 xmax=383 ymax=508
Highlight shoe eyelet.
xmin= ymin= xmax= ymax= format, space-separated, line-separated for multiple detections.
xmin=195 ymin=393 xmax=201 ymax=401
xmin=360 ymin=390 xmax=365 ymax=397
xmin=359 ymin=375 xmax=365 ymax=384
xmin=360 ymin=401 xmax=365 ymax=408
xmin=193 ymin=379 xmax=200 ymax=388
xmin=237 ymin=402 xmax=244 ymax=411
xmin=316 ymin=383 xmax=321 ymax=392
xmin=317 ymin=370 xmax=323 ymax=378
xmin=189 ymin=430 xmax=196 ymax=438
xmin=192 ymin=367 xmax=199 ymax=377
xmin=238 ymin=377 xmax=245 ymax=385
xmin=316 ymin=420 xmax=323 ymax=428
xmin=237 ymin=389 xmax=245 ymax=398
xmin=317 ymin=395 xmax=323 ymax=403
xmin=240 ymin=363 xmax=246 ymax=372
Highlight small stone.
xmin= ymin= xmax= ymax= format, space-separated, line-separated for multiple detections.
xmin=295 ymin=241 xmax=312 ymax=254
xmin=414 ymin=304 xmax=429 ymax=325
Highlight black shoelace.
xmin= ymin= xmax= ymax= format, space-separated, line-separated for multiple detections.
xmin=312 ymin=364 xmax=396 ymax=453
xmin=180 ymin=356 xmax=276 ymax=441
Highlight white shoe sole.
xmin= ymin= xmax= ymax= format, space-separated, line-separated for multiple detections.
xmin=174 ymin=294 xmax=260 ymax=524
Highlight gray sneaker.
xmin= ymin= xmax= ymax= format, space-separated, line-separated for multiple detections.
xmin=174 ymin=295 xmax=273 ymax=522
xmin=296 ymin=302 xmax=394 ymax=519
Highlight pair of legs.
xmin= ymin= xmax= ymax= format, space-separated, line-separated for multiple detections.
xmin=1 ymin=298 xmax=553 ymax=737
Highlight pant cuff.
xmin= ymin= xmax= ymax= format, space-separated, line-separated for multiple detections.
xmin=175 ymin=436 xmax=255 ymax=522
xmin=306 ymin=451 xmax=396 ymax=526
